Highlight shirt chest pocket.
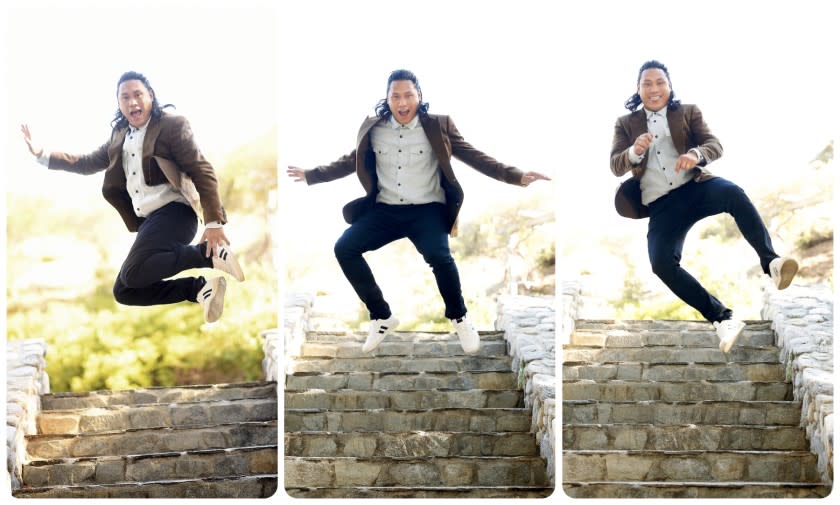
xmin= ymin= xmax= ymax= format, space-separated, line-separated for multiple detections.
xmin=407 ymin=145 xmax=429 ymax=167
xmin=372 ymin=143 xmax=394 ymax=164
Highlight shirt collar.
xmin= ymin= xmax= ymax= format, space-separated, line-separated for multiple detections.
xmin=129 ymin=117 xmax=151 ymax=134
xmin=389 ymin=114 xmax=420 ymax=130
xmin=644 ymin=107 xmax=667 ymax=120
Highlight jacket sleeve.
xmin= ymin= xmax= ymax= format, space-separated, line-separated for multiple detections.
xmin=446 ymin=116 xmax=524 ymax=186
xmin=161 ymin=115 xmax=227 ymax=224
xmin=47 ymin=142 xmax=111 ymax=175
xmin=609 ymin=117 xmax=638 ymax=177
xmin=304 ymin=151 xmax=357 ymax=185
xmin=686 ymin=105 xmax=723 ymax=164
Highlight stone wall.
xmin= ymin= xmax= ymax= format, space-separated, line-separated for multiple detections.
xmin=261 ymin=328 xmax=281 ymax=382
xmin=494 ymin=295 xmax=556 ymax=486
xmin=283 ymin=293 xmax=315 ymax=376
xmin=6 ymin=339 xmax=50 ymax=491
xmin=762 ymin=284 xmax=834 ymax=485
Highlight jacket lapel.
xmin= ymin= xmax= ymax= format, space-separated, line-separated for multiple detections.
xmin=420 ymin=115 xmax=454 ymax=178
xmin=667 ymin=107 xmax=687 ymax=153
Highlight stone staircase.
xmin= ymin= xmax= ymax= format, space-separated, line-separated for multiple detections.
xmin=12 ymin=381 xmax=278 ymax=498
xmin=562 ymin=320 xmax=832 ymax=498
xmin=284 ymin=329 xmax=554 ymax=498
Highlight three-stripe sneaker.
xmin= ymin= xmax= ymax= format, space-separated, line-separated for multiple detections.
xmin=196 ymin=277 xmax=227 ymax=323
xmin=212 ymin=243 xmax=245 ymax=282
xmin=362 ymin=315 xmax=399 ymax=353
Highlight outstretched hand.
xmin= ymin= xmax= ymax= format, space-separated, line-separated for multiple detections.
xmin=287 ymin=166 xmax=306 ymax=182
xmin=200 ymin=227 xmax=230 ymax=258
xmin=20 ymin=124 xmax=44 ymax=157
xmin=520 ymin=171 xmax=551 ymax=187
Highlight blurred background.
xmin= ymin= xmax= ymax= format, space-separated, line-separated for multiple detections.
xmin=555 ymin=0 xmax=837 ymax=320
xmin=4 ymin=1 xmax=278 ymax=392
xmin=278 ymin=0 xmax=557 ymax=332
xmin=3 ymin=0 xmax=836 ymax=392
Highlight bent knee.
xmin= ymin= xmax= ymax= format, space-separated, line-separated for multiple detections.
xmin=650 ymin=257 xmax=678 ymax=279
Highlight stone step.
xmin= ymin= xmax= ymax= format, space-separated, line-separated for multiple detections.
xmin=562 ymin=424 xmax=809 ymax=451
xmin=304 ymin=331 xmax=505 ymax=343
xmin=574 ymin=319 xmax=772 ymax=331
xmin=40 ymin=381 xmax=277 ymax=411
xmin=562 ymin=481 xmax=830 ymax=499
xmin=284 ymin=389 xmax=524 ymax=410
xmin=571 ymin=320 xmax=773 ymax=348
xmin=562 ymin=362 xmax=785 ymax=382
xmin=284 ymin=431 xmax=540 ymax=457
xmin=12 ymin=474 xmax=277 ymax=498
xmin=300 ymin=340 xmax=507 ymax=358
xmin=286 ymin=486 xmax=554 ymax=498
xmin=23 ymin=445 xmax=277 ymax=487
xmin=285 ymin=371 xmax=518 ymax=391
xmin=284 ymin=455 xmax=548 ymax=487
xmin=285 ymin=407 xmax=533 ymax=433
xmin=26 ymin=421 xmax=278 ymax=460
xmin=563 ymin=346 xmax=780 ymax=364
xmin=37 ymin=397 xmax=278 ymax=435
xmin=563 ymin=400 xmax=802 ymax=426
xmin=290 ymin=356 xmax=514 ymax=374
xmin=562 ymin=450 xmax=821 ymax=483
xmin=563 ymin=380 xmax=792 ymax=402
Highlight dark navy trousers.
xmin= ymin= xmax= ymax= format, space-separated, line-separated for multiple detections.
xmin=647 ymin=178 xmax=779 ymax=322
xmin=113 ymin=202 xmax=212 ymax=306
xmin=334 ymin=202 xmax=467 ymax=321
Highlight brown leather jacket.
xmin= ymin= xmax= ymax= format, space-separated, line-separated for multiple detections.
xmin=304 ymin=113 xmax=524 ymax=235
xmin=47 ymin=112 xmax=226 ymax=232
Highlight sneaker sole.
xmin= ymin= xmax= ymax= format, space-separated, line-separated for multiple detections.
xmin=718 ymin=325 xmax=745 ymax=353
xmin=205 ymin=277 xmax=227 ymax=323
xmin=776 ymin=259 xmax=798 ymax=290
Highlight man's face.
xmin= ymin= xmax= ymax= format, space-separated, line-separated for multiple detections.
xmin=118 ymin=79 xmax=154 ymax=128
xmin=387 ymin=80 xmax=421 ymax=125
xmin=638 ymin=68 xmax=671 ymax=112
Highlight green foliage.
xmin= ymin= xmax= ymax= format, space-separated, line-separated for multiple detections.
xmin=7 ymin=261 xmax=276 ymax=393
xmin=7 ymin=131 xmax=278 ymax=393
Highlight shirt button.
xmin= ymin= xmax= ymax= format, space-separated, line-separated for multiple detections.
xmin=131 ymin=153 xmax=135 ymax=157
xmin=398 ymin=183 xmax=401 ymax=186
xmin=655 ymin=135 xmax=659 ymax=138
xmin=399 ymin=149 xmax=402 ymax=153
xmin=398 ymin=166 xmax=401 ymax=169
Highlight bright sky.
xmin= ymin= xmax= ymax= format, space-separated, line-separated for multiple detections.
xmin=3 ymin=0 xmax=277 ymax=202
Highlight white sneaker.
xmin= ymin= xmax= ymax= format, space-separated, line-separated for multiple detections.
xmin=196 ymin=277 xmax=226 ymax=323
xmin=212 ymin=243 xmax=245 ymax=282
xmin=714 ymin=319 xmax=745 ymax=353
xmin=769 ymin=257 xmax=798 ymax=290
xmin=362 ymin=316 xmax=399 ymax=353
xmin=452 ymin=316 xmax=480 ymax=355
